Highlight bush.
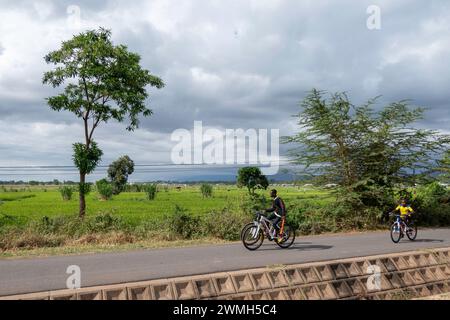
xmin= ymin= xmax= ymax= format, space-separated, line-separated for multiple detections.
xmin=145 ymin=184 xmax=158 ymax=200
xmin=203 ymin=209 xmax=248 ymax=241
xmin=412 ymin=182 xmax=450 ymax=226
xmin=96 ymin=179 xmax=113 ymax=200
xmin=167 ymin=205 xmax=202 ymax=239
xmin=59 ymin=186 xmax=73 ymax=201
xmin=200 ymin=183 xmax=213 ymax=198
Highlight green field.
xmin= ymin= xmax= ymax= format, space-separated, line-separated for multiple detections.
xmin=0 ymin=185 xmax=334 ymax=227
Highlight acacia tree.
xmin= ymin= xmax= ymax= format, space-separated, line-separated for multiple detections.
xmin=237 ymin=167 xmax=269 ymax=196
xmin=43 ymin=28 xmax=164 ymax=218
xmin=283 ymin=89 xmax=449 ymax=208
xmin=437 ymin=149 xmax=450 ymax=184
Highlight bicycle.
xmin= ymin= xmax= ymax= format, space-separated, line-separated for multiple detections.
xmin=241 ymin=211 xmax=295 ymax=250
xmin=389 ymin=212 xmax=417 ymax=243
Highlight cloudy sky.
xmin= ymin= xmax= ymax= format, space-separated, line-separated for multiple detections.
xmin=0 ymin=0 xmax=449 ymax=181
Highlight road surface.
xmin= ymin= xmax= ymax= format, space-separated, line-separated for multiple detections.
xmin=0 ymin=228 xmax=449 ymax=296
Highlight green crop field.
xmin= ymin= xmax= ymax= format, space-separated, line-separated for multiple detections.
xmin=0 ymin=185 xmax=334 ymax=227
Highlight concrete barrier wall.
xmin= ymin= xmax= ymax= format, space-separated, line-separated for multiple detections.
xmin=1 ymin=247 xmax=449 ymax=300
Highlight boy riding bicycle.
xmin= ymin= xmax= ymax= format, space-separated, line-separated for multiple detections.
xmin=392 ymin=198 xmax=414 ymax=226
xmin=264 ymin=189 xmax=286 ymax=242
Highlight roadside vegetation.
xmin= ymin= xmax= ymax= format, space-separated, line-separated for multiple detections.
xmin=0 ymin=181 xmax=448 ymax=255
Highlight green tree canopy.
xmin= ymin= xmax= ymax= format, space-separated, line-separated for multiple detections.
xmin=237 ymin=167 xmax=269 ymax=195
xmin=283 ymin=89 xmax=450 ymax=208
xmin=43 ymin=28 xmax=164 ymax=218
xmin=107 ymin=155 xmax=135 ymax=195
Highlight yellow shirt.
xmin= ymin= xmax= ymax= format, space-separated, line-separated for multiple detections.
xmin=396 ymin=205 xmax=414 ymax=216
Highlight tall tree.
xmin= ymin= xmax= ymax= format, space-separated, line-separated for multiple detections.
xmin=107 ymin=155 xmax=135 ymax=195
xmin=283 ymin=89 xmax=449 ymax=207
xmin=43 ymin=28 xmax=164 ymax=218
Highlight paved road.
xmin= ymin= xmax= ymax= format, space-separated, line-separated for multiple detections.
xmin=0 ymin=228 xmax=449 ymax=296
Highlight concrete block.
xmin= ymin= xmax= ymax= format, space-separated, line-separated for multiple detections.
xmin=366 ymin=259 xmax=388 ymax=273
xmin=284 ymin=287 xmax=306 ymax=300
xmin=284 ymin=268 xmax=305 ymax=285
xmin=127 ymin=285 xmax=152 ymax=300
xmin=390 ymin=256 xmax=409 ymax=270
xmin=432 ymin=282 xmax=446 ymax=294
xmin=329 ymin=263 xmax=349 ymax=279
xmin=213 ymin=275 xmax=236 ymax=296
xmin=391 ymin=271 xmax=415 ymax=287
xmin=424 ymin=266 xmax=447 ymax=281
xmin=379 ymin=258 xmax=398 ymax=272
xmin=418 ymin=268 xmax=437 ymax=282
xmin=314 ymin=265 xmax=334 ymax=281
xmin=385 ymin=272 xmax=406 ymax=289
xmin=434 ymin=249 xmax=450 ymax=264
xmin=172 ymin=280 xmax=198 ymax=300
xmin=231 ymin=273 xmax=254 ymax=293
xmin=316 ymin=283 xmax=338 ymax=300
xmin=248 ymin=292 xmax=271 ymax=300
xmin=331 ymin=280 xmax=353 ymax=298
xmin=194 ymin=278 xmax=217 ymax=298
xmin=151 ymin=282 xmax=174 ymax=300
xmin=298 ymin=267 xmax=320 ymax=283
xmin=49 ymin=289 xmax=77 ymax=300
xmin=301 ymin=285 xmax=322 ymax=300
xmin=267 ymin=289 xmax=289 ymax=300
xmin=407 ymin=270 xmax=426 ymax=285
xmin=414 ymin=285 xmax=431 ymax=297
xmin=249 ymin=272 xmax=272 ymax=291
xmin=77 ymin=290 xmax=102 ymax=300
xmin=342 ymin=262 xmax=363 ymax=277
xmin=344 ymin=279 xmax=366 ymax=297
xmin=50 ymin=293 xmax=77 ymax=300
xmin=425 ymin=284 xmax=442 ymax=295
xmin=354 ymin=260 xmax=375 ymax=276
xmin=413 ymin=254 xmax=437 ymax=267
xmin=401 ymin=255 xmax=418 ymax=269
xmin=267 ymin=270 xmax=289 ymax=288
xmin=437 ymin=265 xmax=450 ymax=279
xmin=103 ymin=287 xmax=128 ymax=300
xmin=362 ymin=274 xmax=392 ymax=292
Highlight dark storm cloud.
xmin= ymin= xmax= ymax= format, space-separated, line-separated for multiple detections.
xmin=0 ymin=0 xmax=449 ymax=174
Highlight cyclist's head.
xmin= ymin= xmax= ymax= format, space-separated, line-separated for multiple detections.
xmin=270 ymin=189 xmax=277 ymax=198
xmin=400 ymin=198 xmax=407 ymax=206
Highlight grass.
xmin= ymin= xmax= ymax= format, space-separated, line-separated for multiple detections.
xmin=0 ymin=185 xmax=334 ymax=227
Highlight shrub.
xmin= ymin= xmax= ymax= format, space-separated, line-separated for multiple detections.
xmin=203 ymin=209 xmax=248 ymax=241
xmin=96 ymin=179 xmax=113 ymax=200
xmin=59 ymin=186 xmax=73 ymax=201
xmin=200 ymin=183 xmax=213 ymax=198
xmin=167 ymin=205 xmax=201 ymax=239
xmin=145 ymin=184 xmax=158 ymax=200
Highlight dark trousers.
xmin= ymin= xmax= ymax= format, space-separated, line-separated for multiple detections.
xmin=267 ymin=213 xmax=282 ymax=231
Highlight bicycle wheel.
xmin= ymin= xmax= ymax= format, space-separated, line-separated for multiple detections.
xmin=406 ymin=222 xmax=417 ymax=241
xmin=390 ymin=223 xmax=401 ymax=243
xmin=242 ymin=224 xmax=264 ymax=251
xmin=276 ymin=224 xmax=296 ymax=249
xmin=240 ymin=222 xmax=255 ymax=240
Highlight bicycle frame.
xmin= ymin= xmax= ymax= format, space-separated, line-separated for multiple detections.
xmin=251 ymin=213 xmax=274 ymax=238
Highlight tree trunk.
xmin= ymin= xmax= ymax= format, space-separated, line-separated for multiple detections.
xmin=79 ymin=171 xmax=86 ymax=219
